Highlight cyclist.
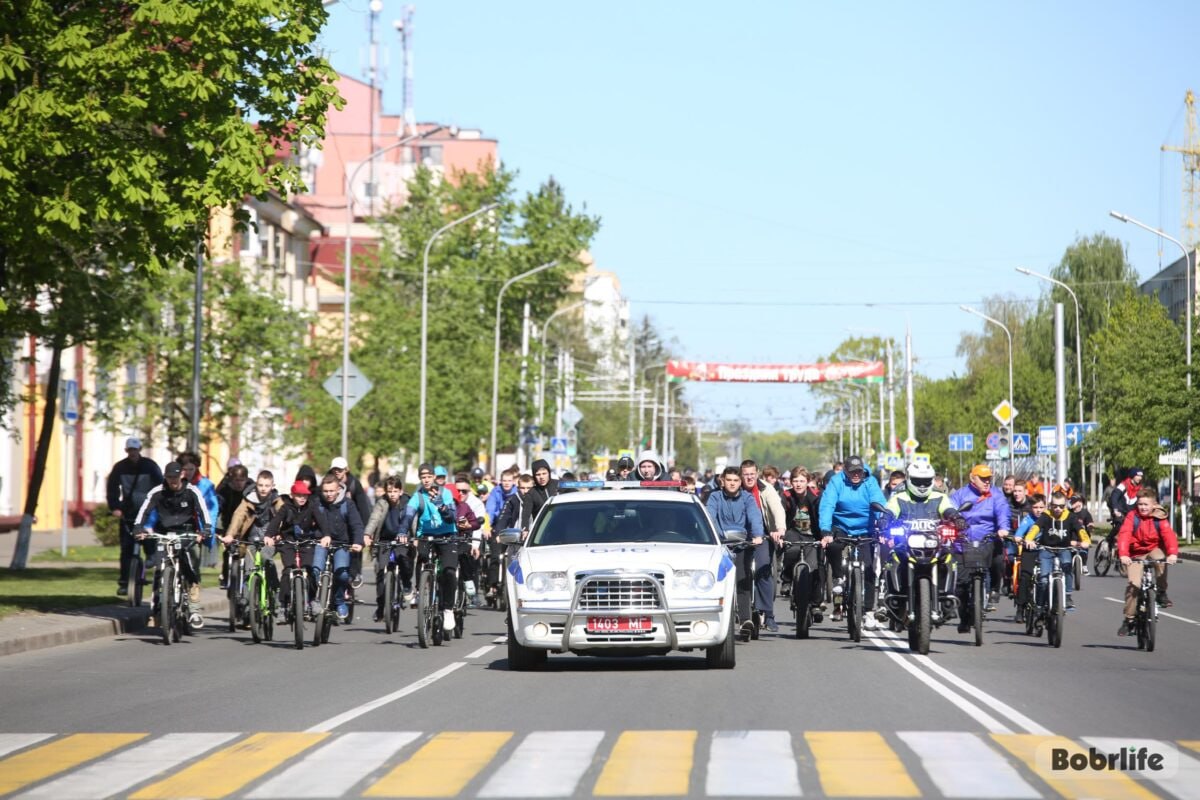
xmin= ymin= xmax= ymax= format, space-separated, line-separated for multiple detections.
xmin=330 ymin=457 xmax=372 ymax=590
xmin=314 ymin=473 xmax=365 ymax=621
xmin=1069 ymin=494 xmax=1095 ymax=575
xmin=1117 ymin=487 xmax=1179 ymax=635
xmin=818 ymin=454 xmax=886 ymax=627
xmin=215 ymin=463 xmax=249 ymax=585
xmin=501 ymin=473 xmax=535 ymax=534
xmin=401 ymin=463 xmax=462 ymax=633
xmin=881 ymin=461 xmax=958 ymax=598
xmin=485 ymin=466 xmax=519 ymax=526
xmin=264 ymin=479 xmax=330 ymax=620
xmin=1023 ymin=489 xmax=1088 ymax=611
xmin=741 ymin=459 xmax=785 ymax=632
xmin=636 ymin=450 xmax=667 ymax=481
xmin=177 ymin=452 xmax=220 ymax=570
xmin=527 ymin=459 xmax=559 ymax=525
xmin=134 ymin=461 xmax=211 ymax=628
xmin=706 ymin=466 xmax=764 ymax=639
xmin=615 ymin=455 xmax=635 ymax=481
xmin=883 ymin=470 xmax=906 ymax=499
xmin=454 ymin=472 xmax=487 ymax=607
xmin=363 ymin=475 xmax=414 ymax=621
xmin=1108 ymin=467 xmax=1144 ymax=530
xmin=221 ymin=469 xmax=286 ymax=600
xmin=1012 ymin=493 xmax=1046 ymax=611
xmin=107 ymin=437 xmax=163 ymax=597
xmin=780 ymin=467 xmax=821 ymax=611
xmin=950 ymin=464 xmax=1010 ymax=630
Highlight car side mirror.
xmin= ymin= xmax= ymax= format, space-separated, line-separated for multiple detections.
xmin=496 ymin=529 xmax=522 ymax=546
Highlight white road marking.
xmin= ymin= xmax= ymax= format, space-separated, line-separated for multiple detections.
xmin=306 ymin=662 xmax=466 ymax=732
xmin=247 ymin=732 xmax=420 ymax=799
xmin=1084 ymin=737 xmax=1200 ymax=800
xmin=0 ymin=734 xmax=52 ymax=759
xmin=478 ymin=730 xmax=604 ymax=798
xmin=876 ymin=630 xmax=1052 ymax=735
xmin=865 ymin=634 xmax=1013 ymax=734
xmin=465 ymin=645 xmax=496 ymax=659
xmin=15 ymin=733 xmax=238 ymax=800
xmin=706 ymin=730 xmax=801 ymax=796
xmin=493 ymin=635 xmax=509 ymax=644
xmin=1103 ymin=596 xmax=1200 ymax=625
xmin=898 ymin=731 xmax=1039 ymax=798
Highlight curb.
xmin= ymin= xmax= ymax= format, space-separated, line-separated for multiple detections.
xmin=0 ymin=591 xmax=230 ymax=658
xmin=1179 ymin=550 xmax=1200 ymax=563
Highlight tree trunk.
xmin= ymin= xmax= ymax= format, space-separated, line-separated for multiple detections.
xmin=10 ymin=337 xmax=63 ymax=569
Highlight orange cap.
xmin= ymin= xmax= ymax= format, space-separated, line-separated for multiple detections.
xmin=970 ymin=464 xmax=993 ymax=479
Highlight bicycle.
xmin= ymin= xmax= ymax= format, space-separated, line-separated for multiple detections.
xmin=243 ymin=539 xmax=276 ymax=644
xmin=781 ymin=538 xmax=825 ymax=639
xmin=1028 ymin=545 xmax=1074 ymax=648
xmin=140 ymin=529 xmax=202 ymax=645
xmin=223 ymin=542 xmax=249 ymax=633
xmin=280 ymin=539 xmax=318 ymax=651
xmin=415 ymin=535 xmax=472 ymax=648
xmin=312 ymin=543 xmax=356 ymax=647
xmin=723 ymin=537 xmax=760 ymax=642
xmin=1129 ymin=558 xmax=1166 ymax=652
xmin=373 ymin=539 xmax=410 ymax=634
xmin=958 ymin=533 xmax=999 ymax=647
xmin=126 ymin=538 xmax=151 ymax=609
xmin=832 ymin=533 xmax=876 ymax=643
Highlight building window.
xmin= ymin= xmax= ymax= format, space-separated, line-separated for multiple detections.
xmin=419 ymin=145 xmax=443 ymax=167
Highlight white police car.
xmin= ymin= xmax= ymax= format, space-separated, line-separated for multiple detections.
xmin=500 ymin=481 xmax=740 ymax=670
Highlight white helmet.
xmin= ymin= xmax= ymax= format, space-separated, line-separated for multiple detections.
xmin=906 ymin=461 xmax=936 ymax=499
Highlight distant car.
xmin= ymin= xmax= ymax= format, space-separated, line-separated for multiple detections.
xmin=501 ymin=484 xmax=739 ymax=670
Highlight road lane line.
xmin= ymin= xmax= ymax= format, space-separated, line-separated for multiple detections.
xmin=706 ymin=730 xmax=800 ymax=797
xmin=1181 ymin=741 xmax=1200 ymax=755
xmin=478 ymin=730 xmax=604 ymax=798
xmin=897 ymin=731 xmax=1039 ymax=798
xmin=1085 ymin=737 xmax=1200 ymax=800
xmin=16 ymin=733 xmax=238 ymax=800
xmin=130 ymin=733 xmax=327 ymax=800
xmin=877 ymin=630 xmax=1051 ymax=735
xmin=865 ymin=634 xmax=1013 ymax=734
xmin=0 ymin=735 xmax=52 ymax=760
xmin=365 ymin=732 xmax=512 ymax=797
xmin=0 ymin=733 xmax=146 ymax=796
xmin=465 ymin=645 xmax=496 ymax=659
xmin=246 ymin=732 xmax=420 ymax=799
xmin=306 ymin=662 xmax=466 ymax=732
xmin=593 ymin=730 xmax=696 ymax=796
xmin=1104 ymin=596 xmax=1200 ymax=625
xmin=804 ymin=731 xmax=919 ymax=797
xmin=493 ymin=636 xmax=509 ymax=644
xmin=991 ymin=734 xmax=1159 ymax=799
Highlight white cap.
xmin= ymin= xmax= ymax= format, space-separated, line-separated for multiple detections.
xmin=330 ymin=457 xmax=349 ymax=470
xmin=125 ymin=437 xmax=142 ymax=450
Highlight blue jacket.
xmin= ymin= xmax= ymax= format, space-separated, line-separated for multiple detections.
xmin=403 ymin=486 xmax=458 ymax=537
xmin=485 ymin=483 xmax=517 ymax=525
xmin=950 ymin=484 xmax=1010 ymax=545
xmin=190 ymin=474 xmax=220 ymax=539
xmin=706 ymin=489 xmax=764 ymax=537
xmin=818 ymin=471 xmax=886 ymax=536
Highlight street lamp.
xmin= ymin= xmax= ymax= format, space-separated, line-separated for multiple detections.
xmin=537 ymin=300 xmax=593 ymax=430
xmin=489 ymin=260 xmax=559 ymax=472
xmin=961 ymin=305 xmax=1014 ymax=474
xmin=1016 ymin=267 xmax=1086 ymax=490
xmin=418 ymin=202 xmax=499 ymax=464
xmin=340 ymin=126 xmax=445 ymax=457
xmin=1110 ymin=210 xmax=1194 ymax=542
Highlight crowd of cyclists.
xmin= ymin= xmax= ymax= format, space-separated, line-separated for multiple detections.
xmin=106 ymin=435 xmax=1180 ymax=648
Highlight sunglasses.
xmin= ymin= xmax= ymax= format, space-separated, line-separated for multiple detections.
xmin=1050 ymin=503 xmax=1066 ymax=511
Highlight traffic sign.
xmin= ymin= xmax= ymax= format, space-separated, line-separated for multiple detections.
xmin=948 ymin=434 xmax=974 ymax=452
xmin=61 ymin=379 xmax=79 ymax=424
xmin=902 ymin=437 xmax=919 ymax=453
xmin=1037 ymin=426 xmax=1057 ymax=454
xmin=986 ymin=448 xmax=1000 ymax=460
xmin=884 ymin=452 xmax=904 ymax=470
xmin=985 ymin=432 xmax=1000 ymax=450
xmin=991 ymin=400 xmax=1018 ymax=426
xmin=1012 ymin=433 xmax=1031 ymax=455
xmin=550 ymin=437 xmax=568 ymax=454
xmin=1064 ymin=421 xmax=1100 ymax=446
xmin=1159 ymin=449 xmax=1189 ymax=466
xmin=561 ymin=403 xmax=583 ymax=428
xmin=323 ymin=361 xmax=373 ymax=411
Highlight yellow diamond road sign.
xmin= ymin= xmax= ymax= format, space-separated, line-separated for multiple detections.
xmin=903 ymin=437 xmax=919 ymax=453
xmin=992 ymin=400 xmax=1017 ymax=426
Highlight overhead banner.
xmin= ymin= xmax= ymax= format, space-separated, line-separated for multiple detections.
xmin=665 ymin=360 xmax=885 ymax=384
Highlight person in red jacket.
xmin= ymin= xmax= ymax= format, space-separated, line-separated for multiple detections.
xmin=1116 ymin=487 xmax=1179 ymax=636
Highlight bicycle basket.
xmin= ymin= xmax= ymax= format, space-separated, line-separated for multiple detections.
xmin=962 ymin=539 xmax=990 ymax=570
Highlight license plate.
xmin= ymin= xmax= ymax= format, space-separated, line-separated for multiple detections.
xmin=586 ymin=616 xmax=651 ymax=633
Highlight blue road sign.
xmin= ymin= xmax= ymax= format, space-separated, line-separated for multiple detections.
xmin=62 ymin=379 xmax=79 ymax=424
xmin=961 ymin=433 xmax=974 ymax=452
xmin=1012 ymin=433 xmax=1031 ymax=455
xmin=985 ymin=432 xmax=1000 ymax=450
xmin=550 ymin=437 xmax=568 ymax=454
xmin=1037 ymin=426 xmax=1057 ymax=454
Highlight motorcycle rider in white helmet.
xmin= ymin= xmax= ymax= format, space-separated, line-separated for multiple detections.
xmin=880 ymin=461 xmax=961 ymax=623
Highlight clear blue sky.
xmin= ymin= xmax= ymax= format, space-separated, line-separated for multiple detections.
xmin=318 ymin=0 xmax=1199 ymax=435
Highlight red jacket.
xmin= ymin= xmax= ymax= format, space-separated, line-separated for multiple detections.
xmin=1116 ymin=513 xmax=1180 ymax=559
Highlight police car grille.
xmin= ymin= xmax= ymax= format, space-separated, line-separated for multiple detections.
xmin=577 ymin=577 xmax=662 ymax=610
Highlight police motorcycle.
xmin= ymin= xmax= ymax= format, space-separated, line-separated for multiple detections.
xmin=873 ymin=501 xmax=970 ymax=654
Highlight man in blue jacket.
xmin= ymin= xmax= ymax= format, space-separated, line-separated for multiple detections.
xmin=706 ymin=466 xmax=764 ymax=639
xmin=818 ymin=455 xmax=886 ymax=627
xmin=950 ymin=464 xmax=1010 ymax=631
xmin=485 ymin=467 xmax=519 ymax=526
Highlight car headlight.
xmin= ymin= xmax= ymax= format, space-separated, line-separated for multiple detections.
xmin=673 ymin=569 xmax=716 ymax=593
xmin=525 ymin=571 xmax=568 ymax=594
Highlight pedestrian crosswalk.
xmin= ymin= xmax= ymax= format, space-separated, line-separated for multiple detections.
xmin=0 ymin=729 xmax=1196 ymax=799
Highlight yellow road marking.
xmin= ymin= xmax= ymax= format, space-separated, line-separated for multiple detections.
xmin=1180 ymin=740 xmax=1200 ymax=755
xmin=991 ymin=734 xmax=1160 ymax=799
xmin=0 ymin=733 xmax=145 ymax=795
xmin=130 ymin=733 xmax=327 ymax=799
xmin=593 ymin=730 xmax=696 ymax=796
xmin=805 ymin=731 xmax=920 ymax=797
xmin=365 ymin=731 xmax=512 ymax=797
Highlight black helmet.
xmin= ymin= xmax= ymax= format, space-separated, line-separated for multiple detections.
xmin=616 ymin=455 xmax=634 ymax=471
xmin=470 ymin=466 xmax=485 ymax=480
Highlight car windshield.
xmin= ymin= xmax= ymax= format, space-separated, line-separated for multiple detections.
xmin=529 ymin=499 xmax=716 ymax=546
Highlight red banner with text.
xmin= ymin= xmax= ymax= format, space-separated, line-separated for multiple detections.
xmin=665 ymin=360 xmax=885 ymax=383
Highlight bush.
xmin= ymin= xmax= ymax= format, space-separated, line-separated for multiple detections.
xmin=92 ymin=506 xmax=121 ymax=547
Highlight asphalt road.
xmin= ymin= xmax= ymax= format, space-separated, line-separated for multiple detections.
xmin=1 ymin=565 xmax=1198 ymax=798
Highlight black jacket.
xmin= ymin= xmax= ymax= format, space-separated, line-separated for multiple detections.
xmin=783 ymin=487 xmax=821 ymax=535
xmin=107 ymin=456 xmax=163 ymax=517
xmin=265 ymin=497 xmax=330 ymax=542
xmin=318 ymin=488 xmax=365 ymax=546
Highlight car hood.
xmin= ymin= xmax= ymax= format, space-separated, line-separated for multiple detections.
xmin=521 ymin=542 xmax=724 ymax=576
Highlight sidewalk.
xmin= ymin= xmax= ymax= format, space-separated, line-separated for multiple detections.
xmin=0 ymin=526 xmax=228 ymax=657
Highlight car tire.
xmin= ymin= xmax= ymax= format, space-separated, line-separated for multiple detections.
xmin=506 ymin=614 xmax=546 ymax=671
xmin=706 ymin=613 xmax=736 ymax=669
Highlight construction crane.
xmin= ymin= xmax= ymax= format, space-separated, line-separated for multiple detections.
xmin=1163 ymin=89 xmax=1200 ymax=252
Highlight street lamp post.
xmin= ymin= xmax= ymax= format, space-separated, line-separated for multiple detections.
xmin=537 ymin=300 xmax=587 ymax=431
xmin=489 ymin=260 xmax=559 ymax=472
xmin=1017 ymin=267 xmax=1087 ymax=495
xmin=419 ymin=202 xmax=498 ymax=464
xmin=961 ymin=305 xmax=1014 ymax=475
xmin=341 ymin=127 xmax=444 ymax=457
xmin=1110 ymin=210 xmax=1194 ymax=542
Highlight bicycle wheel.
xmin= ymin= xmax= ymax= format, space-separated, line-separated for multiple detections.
xmin=1093 ymin=540 xmax=1111 ymax=576
xmin=453 ymin=575 xmax=466 ymax=639
xmin=847 ymin=567 xmax=862 ymax=643
xmin=972 ymin=574 xmax=984 ymax=647
xmin=416 ymin=568 xmax=434 ymax=649
xmin=1048 ymin=577 xmax=1064 ymax=648
xmin=158 ymin=562 xmax=174 ymax=645
xmin=292 ymin=573 xmax=306 ymax=650
xmin=1145 ymin=610 xmax=1156 ymax=652
xmin=384 ymin=569 xmax=397 ymax=634
xmin=313 ymin=572 xmax=330 ymax=647
xmin=1072 ymin=553 xmax=1083 ymax=592
xmin=248 ymin=573 xmax=264 ymax=643
xmin=793 ymin=564 xmax=812 ymax=639
xmin=127 ymin=555 xmax=143 ymax=608
xmin=227 ymin=556 xmax=241 ymax=633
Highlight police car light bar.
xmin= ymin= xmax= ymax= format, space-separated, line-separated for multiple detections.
xmin=558 ymin=480 xmax=688 ymax=490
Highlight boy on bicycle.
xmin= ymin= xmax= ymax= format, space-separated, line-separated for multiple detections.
xmin=134 ymin=461 xmax=211 ymax=628
xmin=1116 ymin=487 xmax=1179 ymax=636
xmin=1023 ymin=489 xmax=1089 ymax=610
xmin=401 ymin=463 xmax=462 ymax=633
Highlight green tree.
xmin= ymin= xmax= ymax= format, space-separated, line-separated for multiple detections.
xmin=0 ymin=0 xmax=340 ymax=567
